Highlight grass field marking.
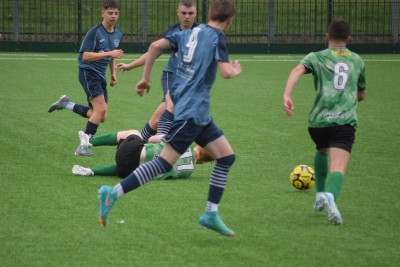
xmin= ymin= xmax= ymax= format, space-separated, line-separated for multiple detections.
xmin=0 ymin=53 xmax=49 ymax=57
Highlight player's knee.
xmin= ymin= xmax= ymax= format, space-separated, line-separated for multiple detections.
xmin=216 ymin=154 xmax=235 ymax=167
xmin=101 ymin=113 xmax=108 ymax=122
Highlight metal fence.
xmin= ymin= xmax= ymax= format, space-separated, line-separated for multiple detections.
xmin=0 ymin=0 xmax=400 ymax=43
xmin=0 ymin=0 xmax=399 ymax=46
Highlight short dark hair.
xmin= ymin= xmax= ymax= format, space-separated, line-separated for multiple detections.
xmin=208 ymin=0 xmax=236 ymax=22
xmin=179 ymin=0 xmax=196 ymax=8
xmin=328 ymin=19 xmax=351 ymax=41
xmin=102 ymin=0 xmax=119 ymax=10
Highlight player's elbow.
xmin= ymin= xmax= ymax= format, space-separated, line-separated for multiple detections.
xmin=357 ymin=89 xmax=366 ymax=102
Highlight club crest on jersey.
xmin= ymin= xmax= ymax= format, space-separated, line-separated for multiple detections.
xmin=114 ymin=39 xmax=120 ymax=47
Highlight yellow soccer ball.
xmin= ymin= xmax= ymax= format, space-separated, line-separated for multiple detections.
xmin=289 ymin=165 xmax=315 ymax=190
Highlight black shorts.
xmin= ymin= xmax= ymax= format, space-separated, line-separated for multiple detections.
xmin=115 ymin=134 xmax=144 ymax=178
xmin=308 ymin=124 xmax=356 ymax=153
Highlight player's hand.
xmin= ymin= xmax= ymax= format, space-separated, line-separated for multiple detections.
xmin=283 ymin=95 xmax=294 ymax=117
xmin=110 ymin=75 xmax=118 ymax=87
xmin=231 ymin=60 xmax=242 ymax=76
xmin=136 ymin=79 xmax=150 ymax=96
xmin=110 ymin=49 xmax=124 ymax=59
xmin=116 ymin=63 xmax=130 ymax=72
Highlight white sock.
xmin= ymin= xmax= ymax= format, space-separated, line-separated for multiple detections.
xmin=114 ymin=183 xmax=124 ymax=198
xmin=206 ymin=201 xmax=218 ymax=212
xmin=65 ymin=102 xmax=75 ymax=110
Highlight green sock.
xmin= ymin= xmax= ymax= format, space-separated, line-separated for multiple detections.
xmin=314 ymin=151 xmax=328 ymax=192
xmin=326 ymin=172 xmax=344 ymax=200
xmin=92 ymin=165 xmax=117 ymax=176
xmin=90 ymin=133 xmax=118 ymax=147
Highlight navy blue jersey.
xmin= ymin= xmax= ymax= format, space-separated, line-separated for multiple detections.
xmin=165 ymin=24 xmax=229 ymax=126
xmin=78 ymin=24 xmax=123 ymax=80
xmin=161 ymin=22 xmax=199 ymax=73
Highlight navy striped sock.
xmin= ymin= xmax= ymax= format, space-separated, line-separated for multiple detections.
xmin=140 ymin=122 xmax=157 ymax=143
xmin=72 ymin=104 xmax=90 ymax=118
xmin=207 ymin=154 xmax=235 ymax=204
xmin=120 ymin=156 xmax=172 ymax=193
xmin=157 ymin=110 xmax=174 ymax=135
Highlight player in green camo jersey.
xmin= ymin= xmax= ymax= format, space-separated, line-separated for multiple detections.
xmin=302 ymin=47 xmax=366 ymax=128
xmin=283 ymin=19 xmax=366 ymax=225
xmin=72 ymin=130 xmax=194 ymax=180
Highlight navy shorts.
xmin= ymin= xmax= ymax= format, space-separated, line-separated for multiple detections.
xmin=162 ymin=119 xmax=224 ymax=154
xmin=79 ymin=68 xmax=108 ymax=107
xmin=308 ymin=124 xmax=356 ymax=153
xmin=115 ymin=134 xmax=144 ymax=178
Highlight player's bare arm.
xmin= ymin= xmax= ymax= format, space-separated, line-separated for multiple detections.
xmin=136 ymin=39 xmax=171 ymax=96
xmin=218 ymin=60 xmax=242 ymax=78
xmin=283 ymin=64 xmax=307 ymax=117
xmin=82 ymin=49 xmax=124 ymax=62
xmin=116 ymin=52 xmax=148 ymax=72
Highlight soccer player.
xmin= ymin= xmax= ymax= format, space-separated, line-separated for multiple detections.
xmin=72 ymin=129 xmax=195 ymax=180
xmin=97 ymin=0 xmax=241 ymax=236
xmin=47 ymin=0 xmax=124 ymax=156
xmin=116 ymin=0 xmax=198 ymax=142
xmin=283 ymin=19 xmax=366 ymax=225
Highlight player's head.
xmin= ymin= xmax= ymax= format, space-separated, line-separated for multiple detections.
xmin=102 ymin=0 xmax=120 ymax=11
xmin=327 ymin=19 xmax=351 ymax=41
xmin=101 ymin=0 xmax=120 ymax=26
xmin=208 ymin=0 xmax=236 ymax=23
xmin=177 ymin=0 xmax=197 ymax=29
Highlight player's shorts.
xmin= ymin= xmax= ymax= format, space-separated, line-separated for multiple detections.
xmin=308 ymin=124 xmax=356 ymax=153
xmin=115 ymin=134 xmax=144 ymax=178
xmin=160 ymin=70 xmax=174 ymax=100
xmin=79 ymin=68 xmax=108 ymax=107
xmin=162 ymin=118 xmax=224 ymax=154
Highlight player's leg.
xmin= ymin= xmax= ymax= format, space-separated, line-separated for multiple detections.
xmin=157 ymin=90 xmax=174 ymax=135
xmin=75 ymin=94 xmax=107 ymax=156
xmin=319 ymin=125 xmax=354 ymax=225
xmin=325 ymin=125 xmax=355 ymax=200
xmin=98 ymin=121 xmax=194 ymax=227
xmin=308 ymin=128 xmax=329 ymax=212
xmin=98 ymin=143 xmax=176 ymax=227
xmin=140 ymin=102 xmax=164 ymax=143
xmin=312 ymin=149 xmax=328 ymax=212
xmin=75 ymin=69 xmax=108 ymax=155
xmin=320 ymin=147 xmax=349 ymax=223
xmin=88 ymin=130 xmax=141 ymax=147
xmin=197 ymin=122 xmax=236 ymax=236
xmin=72 ymin=164 xmax=117 ymax=176
xmin=327 ymin=147 xmax=350 ymax=198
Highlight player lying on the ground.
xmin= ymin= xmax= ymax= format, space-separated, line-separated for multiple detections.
xmin=72 ymin=129 xmax=214 ymax=179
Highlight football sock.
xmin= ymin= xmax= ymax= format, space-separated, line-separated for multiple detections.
xmin=85 ymin=121 xmax=98 ymax=136
xmin=90 ymin=132 xmax=118 ymax=146
xmin=206 ymin=201 xmax=218 ymax=212
xmin=72 ymin=104 xmax=90 ymax=118
xmin=157 ymin=110 xmax=174 ymax=135
xmin=314 ymin=151 xmax=328 ymax=192
xmin=326 ymin=172 xmax=344 ymax=200
xmin=92 ymin=165 xmax=117 ymax=176
xmin=120 ymin=156 xmax=172 ymax=193
xmin=140 ymin=122 xmax=157 ymax=143
xmin=65 ymin=102 xmax=75 ymax=110
xmin=114 ymin=183 xmax=124 ymax=198
xmin=206 ymin=154 xmax=235 ymax=208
